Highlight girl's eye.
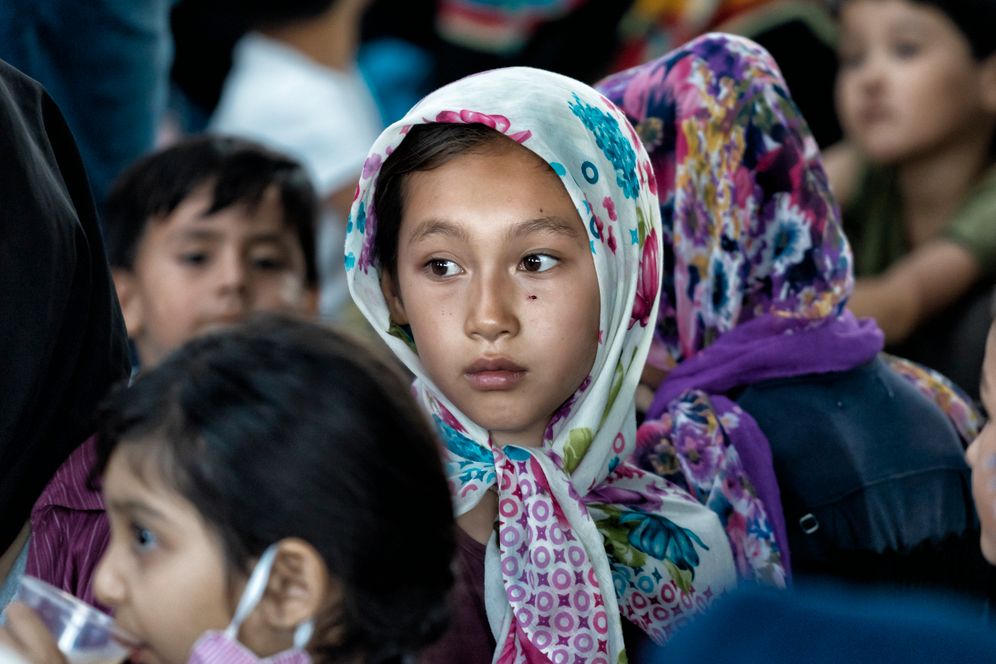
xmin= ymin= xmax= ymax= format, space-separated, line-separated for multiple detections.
xmin=179 ymin=252 xmax=209 ymax=266
xmin=893 ymin=41 xmax=921 ymax=59
xmin=520 ymin=254 xmax=559 ymax=273
xmin=427 ymin=259 xmax=461 ymax=277
xmin=131 ymin=523 xmax=158 ymax=552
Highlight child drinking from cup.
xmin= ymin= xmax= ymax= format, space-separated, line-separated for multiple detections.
xmin=1 ymin=315 xmax=456 ymax=663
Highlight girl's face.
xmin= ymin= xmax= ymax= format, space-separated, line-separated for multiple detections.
xmin=93 ymin=449 xmax=238 ymax=664
xmin=835 ymin=0 xmax=993 ymax=164
xmin=384 ymin=140 xmax=600 ymax=448
xmin=967 ymin=327 xmax=996 ymax=565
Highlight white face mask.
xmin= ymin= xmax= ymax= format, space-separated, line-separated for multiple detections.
xmin=187 ymin=544 xmax=314 ymax=664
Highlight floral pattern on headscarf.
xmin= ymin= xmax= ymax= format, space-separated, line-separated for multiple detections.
xmin=599 ymin=35 xmax=852 ymax=371
xmin=597 ymin=33 xmax=862 ymax=586
xmin=345 ymin=66 xmax=737 ymax=662
xmin=597 ymin=33 xmax=982 ymax=587
xmin=882 ymin=355 xmax=982 ymax=442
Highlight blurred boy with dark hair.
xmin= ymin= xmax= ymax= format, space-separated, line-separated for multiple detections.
xmin=105 ymin=134 xmax=318 ymax=367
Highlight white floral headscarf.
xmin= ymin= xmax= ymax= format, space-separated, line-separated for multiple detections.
xmin=345 ymin=67 xmax=736 ymax=663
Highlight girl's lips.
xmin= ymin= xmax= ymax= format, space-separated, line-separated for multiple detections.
xmin=464 ymin=357 xmax=527 ymax=391
xmin=464 ymin=369 xmax=526 ymax=391
xmin=125 ymin=644 xmax=151 ymax=664
xmin=857 ymin=106 xmax=891 ymax=124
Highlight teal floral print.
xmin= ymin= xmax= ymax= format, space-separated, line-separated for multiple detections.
xmin=568 ymin=94 xmax=641 ymax=200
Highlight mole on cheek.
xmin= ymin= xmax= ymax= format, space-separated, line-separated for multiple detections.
xmin=528 ymin=295 xmax=538 ymax=301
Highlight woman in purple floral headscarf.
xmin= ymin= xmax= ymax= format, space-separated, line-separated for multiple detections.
xmin=596 ymin=34 xmax=990 ymax=599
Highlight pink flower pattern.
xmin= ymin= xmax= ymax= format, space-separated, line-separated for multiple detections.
xmin=433 ymin=109 xmax=533 ymax=143
xmin=630 ymin=229 xmax=659 ymax=329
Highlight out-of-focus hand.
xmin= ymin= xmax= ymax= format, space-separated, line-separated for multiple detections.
xmin=0 ymin=603 xmax=66 ymax=664
xmin=637 ymin=363 xmax=668 ymax=416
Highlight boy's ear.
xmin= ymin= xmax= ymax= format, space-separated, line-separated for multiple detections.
xmin=379 ymin=270 xmax=408 ymax=325
xmin=255 ymin=539 xmax=333 ymax=639
xmin=111 ymin=269 xmax=144 ymax=338
xmin=980 ymin=53 xmax=996 ymax=113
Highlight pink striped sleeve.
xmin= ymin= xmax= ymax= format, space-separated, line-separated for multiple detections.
xmin=27 ymin=436 xmax=110 ymax=611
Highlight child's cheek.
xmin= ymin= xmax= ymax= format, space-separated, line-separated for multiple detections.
xmin=977 ymin=446 xmax=996 ymax=564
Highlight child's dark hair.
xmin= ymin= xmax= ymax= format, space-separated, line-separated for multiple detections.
xmin=372 ymin=123 xmax=508 ymax=276
xmin=94 ymin=314 xmax=454 ymax=663
xmin=104 ymin=135 xmax=319 ymax=287
xmin=830 ymin=0 xmax=996 ymax=60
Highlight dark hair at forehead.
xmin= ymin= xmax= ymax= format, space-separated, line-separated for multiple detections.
xmin=104 ymin=135 xmax=319 ymax=286
xmin=372 ymin=123 xmax=511 ymax=276
xmin=830 ymin=0 xmax=996 ymax=59
xmin=93 ymin=314 xmax=454 ymax=661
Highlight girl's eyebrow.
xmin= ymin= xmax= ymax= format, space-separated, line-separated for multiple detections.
xmin=409 ymin=215 xmax=582 ymax=244
xmin=106 ymin=498 xmax=170 ymax=525
xmin=409 ymin=218 xmax=470 ymax=244
xmin=887 ymin=17 xmax=932 ymax=38
xmin=509 ymin=216 xmax=582 ymax=241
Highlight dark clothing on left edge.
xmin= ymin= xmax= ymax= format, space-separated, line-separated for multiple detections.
xmin=0 ymin=58 xmax=130 ymax=554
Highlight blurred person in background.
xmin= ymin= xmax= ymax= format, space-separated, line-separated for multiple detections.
xmin=827 ymin=0 xmax=996 ymax=400
xmin=104 ymin=135 xmax=319 ymax=369
xmin=0 ymin=0 xmax=174 ymax=214
xmin=613 ymin=0 xmax=843 ymax=148
xmin=209 ymin=0 xmax=381 ymax=323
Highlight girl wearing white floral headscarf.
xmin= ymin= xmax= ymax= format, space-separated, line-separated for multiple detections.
xmin=345 ymin=67 xmax=736 ymax=663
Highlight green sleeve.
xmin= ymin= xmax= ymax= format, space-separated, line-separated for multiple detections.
xmin=941 ymin=167 xmax=996 ymax=278
xmin=842 ymin=165 xmax=904 ymax=277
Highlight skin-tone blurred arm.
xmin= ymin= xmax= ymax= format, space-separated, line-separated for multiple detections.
xmin=0 ymin=603 xmax=67 ymax=664
xmin=822 ymin=142 xmax=863 ymax=208
xmin=637 ymin=364 xmax=669 ymax=413
xmin=849 ymin=240 xmax=980 ymax=343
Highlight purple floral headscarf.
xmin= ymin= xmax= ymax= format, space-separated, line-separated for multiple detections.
xmin=597 ymin=33 xmax=879 ymax=585
xmin=597 ymin=33 xmax=982 ymax=586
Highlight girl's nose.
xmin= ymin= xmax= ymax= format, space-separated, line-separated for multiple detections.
xmin=464 ymin=270 xmax=519 ymax=342
xmin=856 ymin=52 xmax=886 ymax=95
xmin=92 ymin=547 xmax=127 ymax=609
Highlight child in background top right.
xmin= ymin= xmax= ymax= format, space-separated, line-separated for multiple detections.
xmin=829 ymin=0 xmax=996 ymax=398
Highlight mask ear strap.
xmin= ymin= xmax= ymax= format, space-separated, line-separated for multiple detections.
xmin=225 ymin=544 xmax=280 ymax=639
xmin=293 ymin=620 xmax=314 ymax=649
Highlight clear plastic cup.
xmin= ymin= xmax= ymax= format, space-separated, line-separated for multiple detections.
xmin=13 ymin=576 xmax=138 ymax=664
